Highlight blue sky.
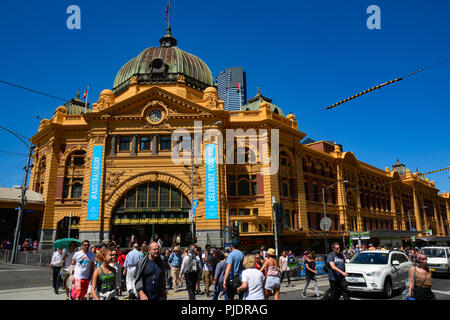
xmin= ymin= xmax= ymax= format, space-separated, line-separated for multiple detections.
xmin=0 ymin=0 xmax=449 ymax=192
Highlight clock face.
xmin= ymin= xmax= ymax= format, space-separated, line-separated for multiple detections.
xmin=149 ymin=109 xmax=162 ymax=123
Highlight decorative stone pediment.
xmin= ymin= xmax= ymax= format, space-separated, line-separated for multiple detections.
xmin=92 ymin=86 xmax=219 ymax=121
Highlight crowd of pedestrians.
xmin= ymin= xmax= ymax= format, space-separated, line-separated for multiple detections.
xmin=49 ymin=237 xmax=438 ymax=301
xmin=1 ymin=238 xmax=39 ymax=254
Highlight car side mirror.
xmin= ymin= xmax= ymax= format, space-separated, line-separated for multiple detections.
xmin=392 ymin=260 xmax=400 ymax=266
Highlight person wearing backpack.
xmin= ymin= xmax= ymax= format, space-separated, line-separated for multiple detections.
xmin=179 ymin=245 xmax=200 ymax=300
xmin=223 ymin=238 xmax=245 ymax=300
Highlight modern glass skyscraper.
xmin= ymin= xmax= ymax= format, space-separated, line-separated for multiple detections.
xmin=216 ymin=67 xmax=247 ymax=111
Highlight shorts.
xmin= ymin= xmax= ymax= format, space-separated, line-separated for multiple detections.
xmin=265 ymin=276 xmax=280 ymax=291
xmin=71 ymin=278 xmax=90 ymax=299
xmin=61 ymin=270 xmax=70 ymax=282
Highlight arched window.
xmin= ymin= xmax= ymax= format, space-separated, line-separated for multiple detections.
xmin=35 ymin=157 xmax=46 ymax=194
xmin=66 ymin=150 xmax=86 ymax=166
xmin=114 ymin=182 xmax=190 ymax=215
xmin=238 ymin=177 xmax=250 ymax=196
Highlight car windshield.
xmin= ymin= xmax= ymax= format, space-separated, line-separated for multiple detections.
xmin=350 ymin=252 xmax=389 ymax=264
xmin=422 ymin=248 xmax=447 ymax=258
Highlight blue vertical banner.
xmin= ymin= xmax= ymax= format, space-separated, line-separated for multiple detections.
xmin=87 ymin=145 xmax=103 ymax=221
xmin=192 ymin=199 xmax=199 ymax=217
xmin=205 ymin=144 xmax=218 ymax=219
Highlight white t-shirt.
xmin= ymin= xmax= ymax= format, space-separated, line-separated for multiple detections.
xmin=201 ymin=253 xmax=213 ymax=272
xmin=241 ymin=268 xmax=265 ymax=300
xmin=62 ymin=249 xmax=77 ymax=271
xmin=72 ymin=250 xmax=95 ymax=279
xmin=51 ymin=251 xmax=64 ymax=267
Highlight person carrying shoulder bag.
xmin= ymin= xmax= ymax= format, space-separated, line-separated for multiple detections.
xmin=407 ymin=252 xmax=436 ymax=300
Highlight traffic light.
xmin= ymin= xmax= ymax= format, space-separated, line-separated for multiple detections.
xmin=274 ymin=202 xmax=284 ymax=234
xmin=232 ymin=221 xmax=240 ymax=238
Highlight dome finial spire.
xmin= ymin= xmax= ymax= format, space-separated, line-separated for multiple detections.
xmin=160 ymin=0 xmax=177 ymax=47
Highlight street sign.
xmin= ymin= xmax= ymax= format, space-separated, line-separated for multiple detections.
xmin=320 ymin=217 xmax=332 ymax=231
xmin=426 ymin=229 xmax=432 ymax=236
xmin=351 ymin=236 xmax=370 ymax=240
xmin=411 ymin=236 xmax=416 ymax=241
xmin=188 ymin=209 xmax=193 ymax=222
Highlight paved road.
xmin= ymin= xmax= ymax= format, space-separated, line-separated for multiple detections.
xmin=1 ymin=261 xmax=450 ymax=300
xmin=0 ymin=262 xmax=52 ymax=290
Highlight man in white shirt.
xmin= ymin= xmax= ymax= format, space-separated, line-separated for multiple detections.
xmin=49 ymin=248 xmax=64 ymax=294
xmin=122 ymin=243 xmax=142 ymax=299
xmin=71 ymin=240 xmax=96 ymax=300
xmin=202 ymin=245 xmax=213 ymax=297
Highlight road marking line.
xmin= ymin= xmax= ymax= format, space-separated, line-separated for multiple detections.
xmin=0 ymin=269 xmax=42 ymax=272
xmin=431 ymin=289 xmax=450 ymax=296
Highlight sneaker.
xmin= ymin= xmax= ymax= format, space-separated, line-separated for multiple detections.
xmin=315 ymin=294 xmax=323 ymax=299
xmin=285 ymin=284 xmax=290 ymax=288
xmin=301 ymin=292 xmax=306 ymax=298
xmin=290 ymin=284 xmax=295 ymax=288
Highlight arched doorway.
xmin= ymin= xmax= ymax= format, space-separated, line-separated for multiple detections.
xmin=110 ymin=182 xmax=192 ymax=248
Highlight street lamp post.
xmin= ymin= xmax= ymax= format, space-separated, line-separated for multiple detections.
xmin=322 ymin=180 xmax=349 ymax=254
xmin=0 ymin=127 xmax=34 ymax=264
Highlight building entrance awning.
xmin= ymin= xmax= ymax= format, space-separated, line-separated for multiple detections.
xmin=368 ymin=230 xmax=421 ymax=238
xmin=416 ymin=236 xmax=450 ymax=242
xmin=350 ymin=230 xmax=421 ymax=239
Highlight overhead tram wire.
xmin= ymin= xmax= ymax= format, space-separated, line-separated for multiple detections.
xmin=0 ymin=150 xmax=28 ymax=157
xmin=0 ymin=80 xmax=70 ymax=103
xmin=301 ymin=56 xmax=450 ymax=119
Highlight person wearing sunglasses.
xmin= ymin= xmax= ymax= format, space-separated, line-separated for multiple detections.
xmin=110 ymin=249 xmax=122 ymax=297
xmin=407 ymin=252 xmax=436 ymax=300
xmin=71 ymin=240 xmax=96 ymax=300
xmin=62 ymin=242 xmax=78 ymax=300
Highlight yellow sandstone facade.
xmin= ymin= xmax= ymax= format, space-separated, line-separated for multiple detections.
xmin=29 ymin=29 xmax=450 ymax=251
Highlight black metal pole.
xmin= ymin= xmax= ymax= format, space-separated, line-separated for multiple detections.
xmin=11 ymin=143 xmax=34 ymax=264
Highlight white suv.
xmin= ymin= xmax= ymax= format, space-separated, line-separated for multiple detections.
xmin=422 ymin=247 xmax=450 ymax=274
xmin=345 ymin=250 xmax=412 ymax=298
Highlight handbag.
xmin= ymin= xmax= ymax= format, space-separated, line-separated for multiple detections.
xmin=402 ymin=266 xmax=416 ymax=300
xmin=228 ymin=274 xmax=242 ymax=290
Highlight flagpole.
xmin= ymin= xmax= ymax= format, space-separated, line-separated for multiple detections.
xmin=168 ymin=0 xmax=171 ymax=28
xmin=84 ymin=84 xmax=89 ymax=113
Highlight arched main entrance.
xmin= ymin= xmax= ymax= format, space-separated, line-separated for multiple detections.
xmin=110 ymin=182 xmax=192 ymax=248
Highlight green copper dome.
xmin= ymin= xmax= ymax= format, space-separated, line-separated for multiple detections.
xmin=113 ymin=28 xmax=214 ymax=94
xmin=241 ymin=87 xmax=284 ymax=116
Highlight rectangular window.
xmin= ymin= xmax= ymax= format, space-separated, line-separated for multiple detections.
xmin=126 ymin=189 xmax=136 ymax=208
xmin=241 ymin=223 xmax=249 ymax=233
xmin=137 ymin=184 xmax=148 ymax=208
xmin=182 ymin=195 xmax=190 ymax=209
xmin=230 ymin=208 xmax=237 ymax=216
xmin=140 ymin=136 xmax=151 ymax=151
xmin=160 ymin=184 xmax=170 ymax=208
xmin=253 ymin=208 xmax=259 ymax=216
xmin=159 ymin=136 xmax=171 ymax=151
xmin=239 ymin=209 xmax=250 ymax=216
xmin=119 ymin=136 xmax=131 ymax=151
xmin=149 ymin=183 xmax=158 ymax=208
xmin=63 ymin=178 xmax=70 ymax=198
xmin=171 ymin=188 xmax=181 ymax=208
xmin=251 ymin=175 xmax=257 ymax=195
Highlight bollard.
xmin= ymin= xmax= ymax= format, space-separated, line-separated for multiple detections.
xmin=25 ymin=252 xmax=28 ymax=265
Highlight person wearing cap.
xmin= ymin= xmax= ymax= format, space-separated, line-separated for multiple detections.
xmin=260 ymin=248 xmax=281 ymax=300
xmin=169 ymin=246 xmax=182 ymax=292
xmin=223 ymin=238 xmax=245 ymax=300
